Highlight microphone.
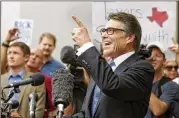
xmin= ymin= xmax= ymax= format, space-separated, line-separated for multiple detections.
xmin=29 ymin=92 xmax=38 ymax=118
xmin=60 ymin=45 xmax=79 ymax=68
xmin=52 ymin=68 xmax=74 ymax=118
xmin=4 ymin=73 xmax=45 ymax=89
xmin=2 ymin=100 xmax=19 ymax=111
xmin=60 ymin=45 xmax=85 ymax=88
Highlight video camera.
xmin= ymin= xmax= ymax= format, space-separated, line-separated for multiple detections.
xmin=60 ymin=45 xmax=86 ymax=88
xmin=137 ymin=44 xmax=152 ymax=59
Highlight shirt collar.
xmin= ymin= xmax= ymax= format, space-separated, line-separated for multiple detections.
xmin=113 ymin=51 xmax=135 ymax=67
xmin=8 ymin=69 xmax=25 ymax=79
xmin=45 ymin=57 xmax=54 ymax=64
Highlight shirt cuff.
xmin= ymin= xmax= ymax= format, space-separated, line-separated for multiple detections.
xmin=76 ymin=42 xmax=94 ymax=56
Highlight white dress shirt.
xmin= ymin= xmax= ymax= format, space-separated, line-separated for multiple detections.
xmin=77 ymin=42 xmax=135 ymax=71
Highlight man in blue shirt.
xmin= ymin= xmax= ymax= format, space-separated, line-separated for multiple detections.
xmin=38 ymin=32 xmax=65 ymax=77
xmin=8 ymin=70 xmax=25 ymax=101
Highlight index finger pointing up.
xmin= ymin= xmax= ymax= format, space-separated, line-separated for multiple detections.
xmin=72 ymin=16 xmax=85 ymax=28
xmin=171 ymin=37 xmax=177 ymax=44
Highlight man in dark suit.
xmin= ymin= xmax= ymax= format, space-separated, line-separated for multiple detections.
xmin=68 ymin=12 xmax=154 ymax=118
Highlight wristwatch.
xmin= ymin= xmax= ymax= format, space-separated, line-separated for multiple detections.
xmin=2 ymin=42 xmax=9 ymax=48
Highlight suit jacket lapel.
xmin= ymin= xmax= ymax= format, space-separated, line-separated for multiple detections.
xmin=93 ymin=53 xmax=140 ymax=117
xmin=18 ymin=71 xmax=32 ymax=108
xmin=86 ymin=77 xmax=95 ymax=117
xmin=93 ymin=87 xmax=103 ymax=117
xmin=115 ymin=53 xmax=139 ymax=73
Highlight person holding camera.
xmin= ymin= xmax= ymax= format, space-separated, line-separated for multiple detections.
xmin=145 ymin=41 xmax=179 ymax=118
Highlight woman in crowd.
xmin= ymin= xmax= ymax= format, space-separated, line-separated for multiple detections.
xmin=164 ymin=60 xmax=179 ymax=80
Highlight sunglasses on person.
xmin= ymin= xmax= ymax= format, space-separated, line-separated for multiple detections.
xmin=165 ymin=65 xmax=178 ymax=71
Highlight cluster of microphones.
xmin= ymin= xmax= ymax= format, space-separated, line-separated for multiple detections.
xmin=1 ymin=45 xmax=78 ymax=118
xmin=1 ymin=44 xmax=150 ymax=118
xmin=1 ymin=73 xmax=45 ymax=118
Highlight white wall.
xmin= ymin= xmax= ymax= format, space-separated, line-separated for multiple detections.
xmin=20 ymin=2 xmax=92 ymax=61
xmin=1 ymin=2 xmax=20 ymax=42
xmin=2 ymin=2 xmax=178 ymax=61
xmin=1 ymin=1 xmax=92 ymax=62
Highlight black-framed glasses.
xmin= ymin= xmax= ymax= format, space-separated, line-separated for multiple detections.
xmin=100 ymin=28 xmax=126 ymax=35
xmin=165 ymin=66 xmax=178 ymax=71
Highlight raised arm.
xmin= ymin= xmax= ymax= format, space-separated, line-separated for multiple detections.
xmin=168 ymin=37 xmax=179 ymax=66
xmin=1 ymin=28 xmax=19 ymax=74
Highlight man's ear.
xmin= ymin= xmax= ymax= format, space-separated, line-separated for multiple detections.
xmin=25 ymin=55 xmax=30 ymax=63
xmin=126 ymin=34 xmax=135 ymax=44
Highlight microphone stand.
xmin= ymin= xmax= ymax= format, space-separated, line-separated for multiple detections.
xmin=3 ymin=87 xmax=20 ymax=112
xmin=29 ymin=93 xmax=38 ymax=118
xmin=57 ymin=104 xmax=64 ymax=118
xmin=55 ymin=99 xmax=67 ymax=118
xmin=30 ymin=112 xmax=35 ymax=118
xmin=4 ymin=87 xmax=20 ymax=103
xmin=6 ymin=104 xmax=12 ymax=118
xmin=1 ymin=102 xmax=13 ymax=118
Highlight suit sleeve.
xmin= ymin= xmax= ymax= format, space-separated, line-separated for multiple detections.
xmin=78 ymin=47 xmax=154 ymax=101
xmin=73 ymin=111 xmax=85 ymax=118
xmin=35 ymin=83 xmax=46 ymax=118
xmin=71 ymin=94 xmax=86 ymax=118
xmin=66 ymin=104 xmax=85 ymax=118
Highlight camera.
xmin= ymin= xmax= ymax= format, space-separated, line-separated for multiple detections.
xmin=67 ymin=44 xmax=86 ymax=88
xmin=137 ymin=44 xmax=152 ymax=59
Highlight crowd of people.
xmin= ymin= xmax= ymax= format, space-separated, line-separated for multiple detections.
xmin=1 ymin=11 xmax=179 ymax=118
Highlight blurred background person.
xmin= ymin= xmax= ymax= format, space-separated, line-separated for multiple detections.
xmin=168 ymin=38 xmax=179 ymax=67
xmin=38 ymin=32 xmax=65 ymax=77
xmin=168 ymin=38 xmax=179 ymax=84
xmin=1 ymin=28 xmax=19 ymax=74
xmin=1 ymin=28 xmax=73 ymax=117
xmin=145 ymin=41 xmax=179 ymax=118
xmin=1 ymin=40 xmax=45 ymax=118
xmin=26 ymin=48 xmax=73 ymax=117
xmin=26 ymin=48 xmax=56 ymax=118
xmin=164 ymin=60 xmax=179 ymax=80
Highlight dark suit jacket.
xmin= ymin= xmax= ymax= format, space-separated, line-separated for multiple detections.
xmin=72 ymin=47 xmax=154 ymax=118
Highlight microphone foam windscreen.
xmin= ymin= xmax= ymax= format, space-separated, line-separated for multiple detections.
xmin=60 ymin=46 xmax=76 ymax=64
xmin=52 ymin=68 xmax=74 ymax=107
